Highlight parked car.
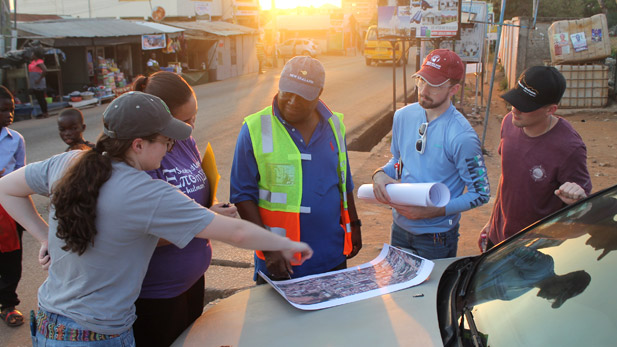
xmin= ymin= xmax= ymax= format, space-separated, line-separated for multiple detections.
xmin=172 ymin=184 xmax=617 ymax=346
xmin=277 ymin=39 xmax=320 ymax=58
xmin=363 ymin=25 xmax=407 ymax=66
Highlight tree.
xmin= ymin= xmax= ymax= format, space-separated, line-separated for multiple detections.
xmin=487 ymin=0 xmax=616 ymax=27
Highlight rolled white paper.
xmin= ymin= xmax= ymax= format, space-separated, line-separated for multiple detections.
xmin=357 ymin=183 xmax=450 ymax=207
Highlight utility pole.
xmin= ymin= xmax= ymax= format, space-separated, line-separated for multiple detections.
xmin=480 ymin=0 xmax=507 ymax=149
xmin=11 ymin=0 xmax=16 ymax=51
xmin=0 ymin=0 xmax=7 ymax=58
xmin=271 ymin=0 xmax=278 ymax=67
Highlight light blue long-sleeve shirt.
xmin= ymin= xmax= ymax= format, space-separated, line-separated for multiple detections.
xmin=0 ymin=127 xmax=26 ymax=175
xmin=382 ymin=102 xmax=489 ymax=234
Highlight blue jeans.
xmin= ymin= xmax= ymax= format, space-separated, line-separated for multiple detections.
xmin=390 ymin=222 xmax=460 ymax=260
xmin=31 ymin=309 xmax=135 ymax=347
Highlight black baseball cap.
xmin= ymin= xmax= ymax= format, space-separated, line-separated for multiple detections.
xmin=501 ymin=66 xmax=567 ymax=112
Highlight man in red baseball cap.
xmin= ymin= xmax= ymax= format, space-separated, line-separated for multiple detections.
xmin=414 ymin=49 xmax=465 ymax=85
xmin=372 ymin=49 xmax=490 ymax=260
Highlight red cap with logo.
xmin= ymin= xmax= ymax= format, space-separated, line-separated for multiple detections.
xmin=413 ymin=49 xmax=464 ymax=87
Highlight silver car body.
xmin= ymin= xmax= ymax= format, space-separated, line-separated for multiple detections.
xmin=172 ymin=258 xmax=457 ymax=347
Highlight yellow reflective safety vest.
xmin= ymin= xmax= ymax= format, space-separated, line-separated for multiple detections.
xmin=245 ymin=105 xmax=352 ymax=262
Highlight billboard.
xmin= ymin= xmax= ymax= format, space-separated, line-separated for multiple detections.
xmin=448 ymin=1 xmax=488 ymax=62
xmin=377 ymin=0 xmax=461 ymax=39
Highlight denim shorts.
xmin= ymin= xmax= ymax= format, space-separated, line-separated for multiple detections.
xmin=30 ymin=309 xmax=135 ymax=347
xmin=390 ymin=222 xmax=460 ymax=260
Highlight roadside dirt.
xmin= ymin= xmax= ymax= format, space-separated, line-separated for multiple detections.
xmin=347 ymin=69 xmax=617 ymax=267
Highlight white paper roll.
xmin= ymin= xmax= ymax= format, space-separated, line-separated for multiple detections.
xmin=357 ymin=183 xmax=450 ymax=207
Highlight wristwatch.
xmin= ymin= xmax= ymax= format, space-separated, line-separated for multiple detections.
xmin=350 ymin=219 xmax=362 ymax=227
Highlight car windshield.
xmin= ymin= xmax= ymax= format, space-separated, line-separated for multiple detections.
xmin=464 ymin=187 xmax=617 ymax=346
xmin=366 ymin=29 xmax=377 ymax=41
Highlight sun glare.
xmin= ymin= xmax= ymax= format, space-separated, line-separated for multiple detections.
xmin=259 ymin=0 xmax=342 ymax=10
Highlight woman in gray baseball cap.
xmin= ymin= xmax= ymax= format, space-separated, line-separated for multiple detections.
xmin=0 ymin=91 xmax=312 ymax=346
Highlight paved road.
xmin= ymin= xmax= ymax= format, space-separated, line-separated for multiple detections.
xmin=1 ymin=54 xmax=418 ymax=346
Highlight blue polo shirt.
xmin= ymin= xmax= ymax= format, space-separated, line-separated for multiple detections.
xmin=230 ymin=97 xmax=354 ymax=279
xmin=0 ymin=127 xmax=26 ymax=175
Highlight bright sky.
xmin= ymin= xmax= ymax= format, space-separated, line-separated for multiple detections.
xmin=259 ymin=0 xmax=342 ymax=10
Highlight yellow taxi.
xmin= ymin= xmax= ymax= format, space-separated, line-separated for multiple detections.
xmin=363 ymin=25 xmax=406 ymax=66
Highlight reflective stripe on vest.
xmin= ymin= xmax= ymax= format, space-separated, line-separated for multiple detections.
xmin=245 ymin=106 xmax=353 ymax=260
xmin=327 ymin=112 xmax=353 ymax=254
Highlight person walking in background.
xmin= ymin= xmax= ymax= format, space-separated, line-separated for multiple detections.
xmin=131 ymin=71 xmax=238 ymax=347
xmin=0 ymin=86 xmax=26 ymax=327
xmin=0 ymin=91 xmax=312 ymax=346
xmin=479 ymin=66 xmax=591 ymax=251
xmin=28 ymin=50 xmax=48 ymax=119
xmin=231 ymin=56 xmax=362 ymax=284
xmin=372 ymin=49 xmax=490 ymax=260
xmin=57 ymin=108 xmax=95 ymax=151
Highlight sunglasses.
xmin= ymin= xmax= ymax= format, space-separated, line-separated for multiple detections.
xmin=415 ymin=122 xmax=428 ymax=154
xmin=415 ymin=77 xmax=452 ymax=95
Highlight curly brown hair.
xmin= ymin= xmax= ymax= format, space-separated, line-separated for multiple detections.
xmin=51 ymin=133 xmax=157 ymax=255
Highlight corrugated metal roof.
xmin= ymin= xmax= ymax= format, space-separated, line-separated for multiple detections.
xmin=165 ymin=20 xmax=257 ymax=37
xmin=16 ymin=18 xmax=183 ymax=38
xmin=133 ymin=21 xmax=184 ymax=34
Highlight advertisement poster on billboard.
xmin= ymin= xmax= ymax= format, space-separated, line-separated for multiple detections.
xmin=444 ymin=1 xmax=487 ymax=62
xmin=378 ymin=0 xmax=461 ymax=39
xmin=377 ymin=0 xmax=461 ymax=39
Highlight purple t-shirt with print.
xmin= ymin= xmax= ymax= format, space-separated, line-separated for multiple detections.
xmin=488 ymin=113 xmax=592 ymax=244
xmin=140 ymin=136 xmax=212 ymax=298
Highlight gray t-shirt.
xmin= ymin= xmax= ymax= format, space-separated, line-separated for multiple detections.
xmin=28 ymin=71 xmax=46 ymax=90
xmin=25 ymin=151 xmax=215 ymax=334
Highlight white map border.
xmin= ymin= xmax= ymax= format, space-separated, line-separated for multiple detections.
xmin=260 ymin=244 xmax=435 ymax=310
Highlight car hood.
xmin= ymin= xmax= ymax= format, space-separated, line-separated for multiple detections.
xmin=172 ymin=257 xmax=459 ymax=347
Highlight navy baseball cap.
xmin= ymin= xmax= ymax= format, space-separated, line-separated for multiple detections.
xmin=279 ymin=56 xmax=325 ymax=101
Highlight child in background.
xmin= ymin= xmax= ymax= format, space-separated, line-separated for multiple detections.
xmin=57 ymin=108 xmax=95 ymax=151
xmin=0 ymin=86 xmax=26 ymax=327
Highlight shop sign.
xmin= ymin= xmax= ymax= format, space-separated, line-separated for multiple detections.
xmin=194 ymin=2 xmax=212 ymax=16
xmin=142 ymin=34 xmax=167 ymax=50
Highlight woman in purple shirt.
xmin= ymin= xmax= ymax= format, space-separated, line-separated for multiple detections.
xmin=132 ymin=71 xmax=238 ymax=346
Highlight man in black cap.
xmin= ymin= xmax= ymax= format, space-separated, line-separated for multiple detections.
xmin=230 ymin=56 xmax=362 ymax=283
xmin=479 ymin=66 xmax=592 ymax=250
